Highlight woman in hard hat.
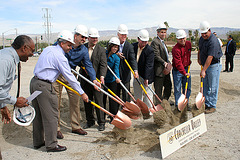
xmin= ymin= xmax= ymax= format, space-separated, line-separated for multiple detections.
xmin=103 ymin=37 xmax=121 ymax=122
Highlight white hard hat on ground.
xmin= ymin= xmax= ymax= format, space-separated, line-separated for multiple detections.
xmin=199 ymin=21 xmax=211 ymax=33
xmin=88 ymin=28 xmax=100 ymax=38
xmin=58 ymin=30 xmax=75 ymax=44
xmin=157 ymin=23 xmax=167 ymax=30
xmin=117 ymin=24 xmax=128 ymax=34
xmin=109 ymin=37 xmax=120 ymax=46
xmin=138 ymin=29 xmax=149 ymax=41
xmin=176 ymin=29 xmax=187 ymax=39
xmin=13 ymin=105 xmax=36 ymax=126
xmin=74 ymin=25 xmax=88 ymax=37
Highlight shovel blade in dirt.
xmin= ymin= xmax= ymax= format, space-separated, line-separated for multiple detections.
xmin=111 ymin=111 xmax=132 ymax=130
xmin=178 ymin=94 xmax=188 ymax=111
xmin=196 ymin=92 xmax=205 ymax=109
xmin=136 ymin=98 xmax=150 ymax=116
xmin=121 ymin=101 xmax=141 ymax=119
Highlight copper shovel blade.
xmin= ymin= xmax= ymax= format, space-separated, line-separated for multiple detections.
xmin=124 ymin=101 xmax=141 ymax=115
xmin=178 ymin=94 xmax=188 ymax=111
xmin=121 ymin=108 xmax=140 ymax=120
xmin=111 ymin=111 xmax=132 ymax=130
xmin=196 ymin=92 xmax=205 ymax=109
xmin=136 ymin=99 xmax=150 ymax=116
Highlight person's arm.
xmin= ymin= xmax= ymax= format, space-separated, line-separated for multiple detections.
xmin=1 ymin=106 xmax=11 ymax=124
xmin=144 ymin=46 xmax=154 ymax=85
xmin=99 ymin=46 xmax=108 ymax=84
xmin=201 ymin=56 xmax=213 ymax=78
xmin=128 ymin=43 xmax=139 ymax=78
xmin=151 ymin=40 xmax=166 ymax=66
xmin=114 ymin=55 xmax=121 ymax=83
xmin=172 ymin=47 xmax=186 ymax=75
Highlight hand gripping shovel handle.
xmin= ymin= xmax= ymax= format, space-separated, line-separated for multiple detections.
xmin=71 ymin=69 xmax=125 ymax=106
xmin=124 ymin=58 xmax=155 ymax=108
xmin=56 ymin=79 xmax=114 ymax=117
xmin=107 ymin=65 xmax=136 ymax=102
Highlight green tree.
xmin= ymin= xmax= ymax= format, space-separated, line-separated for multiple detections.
xmin=168 ymin=32 xmax=176 ymax=41
xmin=194 ymin=29 xmax=199 ymax=40
xmin=188 ymin=30 xmax=192 ymax=42
xmin=164 ymin=21 xmax=169 ymax=29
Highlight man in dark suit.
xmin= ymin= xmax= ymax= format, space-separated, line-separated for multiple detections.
xmin=223 ymin=35 xmax=236 ymax=72
xmin=132 ymin=29 xmax=154 ymax=109
xmin=116 ymin=24 xmax=138 ymax=102
xmin=150 ymin=23 xmax=172 ymax=102
xmin=80 ymin=28 xmax=107 ymax=131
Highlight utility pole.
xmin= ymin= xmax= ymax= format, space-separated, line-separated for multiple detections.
xmin=42 ymin=8 xmax=52 ymax=46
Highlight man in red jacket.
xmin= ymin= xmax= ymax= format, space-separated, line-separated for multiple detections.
xmin=172 ymin=30 xmax=191 ymax=110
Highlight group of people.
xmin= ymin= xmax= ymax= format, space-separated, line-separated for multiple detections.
xmin=0 ymin=21 xmax=236 ymax=153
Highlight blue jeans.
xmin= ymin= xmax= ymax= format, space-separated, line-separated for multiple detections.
xmin=172 ymin=67 xmax=191 ymax=106
xmin=203 ymin=63 xmax=222 ymax=108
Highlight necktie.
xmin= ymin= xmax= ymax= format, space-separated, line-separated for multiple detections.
xmin=16 ymin=62 xmax=21 ymax=98
xmin=162 ymin=41 xmax=169 ymax=61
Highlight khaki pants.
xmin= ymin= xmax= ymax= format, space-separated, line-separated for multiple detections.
xmin=52 ymin=74 xmax=82 ymax=131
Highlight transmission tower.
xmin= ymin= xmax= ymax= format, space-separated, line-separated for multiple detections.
xmin=42 ymin=8 xmax=52 ymax=46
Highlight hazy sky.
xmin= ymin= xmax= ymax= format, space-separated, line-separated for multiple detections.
xmin=0 ymin=0 xmax=239 ymax=35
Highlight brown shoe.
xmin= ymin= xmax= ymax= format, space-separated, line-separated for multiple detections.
xmin=205 ymin=107 xmax=216 ymax=114
xmin=47 ymin=144 xmax=67 ymax=152
xmin=57 ymin=131 xmax=64 ymax=139
xmin=72 ymin=128 xmax=87 ymax=135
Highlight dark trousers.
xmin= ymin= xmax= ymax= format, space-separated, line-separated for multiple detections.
xmin=225 ymin=54 xmax=234 ymax=72
xmin=82 ymin=81 xmax=105 ymax=125
xmin=103 ymin=81 xmax=119 ymax=121
xmin=117 ymin=81 xmax=130 ymax=102
xmin=30 ymin=77 xmax=58 ymax=150
xmin=154 ymin=74 xmax=172 ymax=102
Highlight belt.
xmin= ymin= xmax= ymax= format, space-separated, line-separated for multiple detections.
xmin=34 ymin=76 xmax=52 ymax=84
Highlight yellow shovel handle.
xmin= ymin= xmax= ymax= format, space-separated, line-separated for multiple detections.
xmin=124 ymin=58 xmax=135 ymax=76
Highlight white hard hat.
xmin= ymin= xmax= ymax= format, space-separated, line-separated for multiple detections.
xmin=88 ymin=27 xmax=100 ymax=38
xmin=199 ymin=21 xmax=210 ymax=33
xmin=176 ymin=29 xmax=187 ymax=39
xmin=138 ymin=29 xmax=149 ymax=41
xmin=74 ymin=25 xmax=88 ymax=37
xmin=58 ymin=30 xmax=75 ymax=44
xmin=109 ymin=37 xmax=120 ymax=46
xmin=117 ymin=24 xmax=128 ymax=34
xmin=13 ymin=105 xmax=36 ymax=126
xmin=157 ymin=23 xmax=167 ymax=30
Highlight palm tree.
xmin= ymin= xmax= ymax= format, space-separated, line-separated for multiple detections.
xmin=164 ymin=21 xmax=169 ymax=29
xmin=194 ymin=29 xmax=199 ymax=40
xmin=188 ymin=30 xmax=192 ymax=42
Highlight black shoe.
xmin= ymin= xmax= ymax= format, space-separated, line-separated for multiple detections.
xmin=223 ymin=70 xmax=228 ymax=72
xmin=57 ymin=131 xmax=64 ymax=139
xmin=34 ymin=142 xmax=45 ymax=149
xmin=98 ymin=124 xmax=105 ymax=131
xmin=47 ymin=144 xmax=67 ymax=152
xmin=83 ymin=123 xmax=95 ymax=129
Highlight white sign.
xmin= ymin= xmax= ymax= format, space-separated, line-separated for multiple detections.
xmin=159 ymin=113 xmax=207 ymax=159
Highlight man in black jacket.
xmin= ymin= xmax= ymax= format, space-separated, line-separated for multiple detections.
xmin=132 ymin=29 xmax=154 ymax=109
xmin=116 ymin=24 xmax=138 ymax=102
xmin=223 ymin=35 xmax=236 ymax=72
xmin=80 ymin=28 xmax=107 ymax=131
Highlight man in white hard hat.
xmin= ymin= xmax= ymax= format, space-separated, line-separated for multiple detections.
xmin=80 ymin=27 xmax=107 ymax=131
xmin=172 ymin=30 xmax=192 ymax=115
xmin=116 ymin=24 xmax=138 ymax=103
xmin=53 ymin=25 xmax=100 ymax=139
xmin=150 ymin=23 xmax=172 ymax=103
xmin=198 ymin=21 xmax=223 ymax=114
xmin=132 ymin=29 xmax=154 ymax=109
xmin=30 ymin=30 xmax=89 ymax=152
xmin=0 ymin=35 xmax=35 ymax=158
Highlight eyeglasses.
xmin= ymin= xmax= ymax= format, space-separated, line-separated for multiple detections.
xmin=81 ymin=35 xmax=87 ymax=39
xmin=26 ymin=45 xmax=35 ymax=53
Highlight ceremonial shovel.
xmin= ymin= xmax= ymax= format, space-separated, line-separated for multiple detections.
xmin=178 ymin=65 xmax=190 ymax=111
xmin=195 ymin=66 xmax=205 ymax=109
xmin=96 ymin=78 xmax=141 ymax=119
xmin=107 ymin=65 xmax=150 ymax=117
xmin=80 ymin=66 xmax=141 ymax=119
xmin=56 ymin=79 xmax=131 ymax=130
xmin=123 ymin=58 xmax=161 ymax=113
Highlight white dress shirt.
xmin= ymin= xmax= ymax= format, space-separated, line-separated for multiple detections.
xmin=34 ymin=44 xmax=84 ymax=95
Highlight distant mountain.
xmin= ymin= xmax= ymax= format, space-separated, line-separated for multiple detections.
xmin=1 ymin=26 xmax=239 ymax=46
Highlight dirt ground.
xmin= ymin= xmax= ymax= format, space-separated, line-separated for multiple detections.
xmin=1 ymin=53 xmax=240 ymax=160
